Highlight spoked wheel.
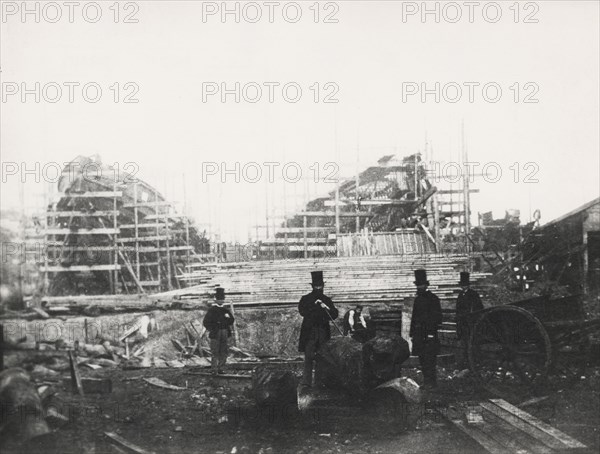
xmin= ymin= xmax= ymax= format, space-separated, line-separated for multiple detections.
xmin=468 ymin=306 xmax=551 ymax=398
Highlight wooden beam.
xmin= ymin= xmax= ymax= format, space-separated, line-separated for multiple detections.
xmin=272 ymin=227 xmax=334 ymax=233
xmin=437 ymin=189 xmax=480 ymax=195
xmin=143 ymin=213 xmax=186 ymax=220
xmin=258 ymin=245 xmax=335 ymax=252
xmin=55 ymin=191 xmax=122 ymax=198
xmin=42 ymin=210 xmax=117 ymax=217
xmin=138 ymin=280 xmax=161 ymax=286
xmin=122 ymin=201 xmax=172 ymax=208
xmin=42 ymin=228 xmax=120 ymax=235
xmin=260 ymin=238 xmax=330 ymax=245
xmin=118 ymin=236 xmax=169 ymax=243
xmin=68 ymin=351 xmax=84 ymax=396
xmin=290 ymin=211 xmax=372 ymax=218
xmin=324 ymin=199 xmax=414 ymax=207
xmin=40 ymin=264 xmax=121 ymax=272
xmin=105 ymin=432 xmax=157 ymax=454
xmin=120 ymin=223 xmax=173 ymax=229
xmin=482 ymin=399 xmax=586 ymax=450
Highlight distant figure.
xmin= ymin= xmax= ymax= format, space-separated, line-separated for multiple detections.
xmin=343 ymin=305 xmax=368 ymax=342
xmin=455 ymin=272 xmax=484 ymax=369
xmin=410 ymin=269 xmax=442 ymax=389
xmin=203 ymin=288 xmax=234 ymax=375
xmin=298 ymin=271 xmax=338 ymax=387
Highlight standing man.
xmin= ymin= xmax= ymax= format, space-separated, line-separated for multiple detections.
xmin=298 ymin=271 xmax=339 ymax=387
xmin=456 ymin=271 xmax=484 ymax=369
xmin=203 ymin=287 xmax=234 ymax=375
xmin=410 ymin=269 xmax=442 ymax=389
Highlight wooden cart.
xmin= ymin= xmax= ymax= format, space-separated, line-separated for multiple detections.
xmin=466 ymin=294 xmax=600 ymax=396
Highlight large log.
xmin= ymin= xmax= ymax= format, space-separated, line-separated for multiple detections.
xmin=0 ymin=368 xmax=50 ymax=443
xmin=318 ymin=333 xmax=410 ymax=396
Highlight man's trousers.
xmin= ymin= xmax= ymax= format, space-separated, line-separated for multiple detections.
xmin=418 ymin=353 xmax=438 ymax=386
xmin=210 ymin=329 xmax=229 ymax=372
xmin=302 ymin=327 xmax=327 ymax=386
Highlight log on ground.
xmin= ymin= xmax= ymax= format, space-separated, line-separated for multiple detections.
xmin=318 ymin=333 xmax=410 ymax=396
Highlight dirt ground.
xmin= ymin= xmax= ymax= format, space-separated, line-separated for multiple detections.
xmin=5 ymin=361 xmax=599 ymax=454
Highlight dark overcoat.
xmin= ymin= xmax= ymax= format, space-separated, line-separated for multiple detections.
xmin=298 ymin=292 xmax=338 ymax=352
xmin=456 ymin=288 xmax=483 ymax=340
xmin=203 ymin=304 xmax=234 ymax=339
xmin=409 ymin=290 xmax=442 ymax=356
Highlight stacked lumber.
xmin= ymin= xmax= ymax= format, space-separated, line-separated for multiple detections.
xmin=163 ymin=254 xmax=490 ymax=309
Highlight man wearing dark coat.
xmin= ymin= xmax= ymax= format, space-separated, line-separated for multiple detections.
xmin=455 ymin=271 xmax=484 ymax=369
xmin=298 ymin=271 xmax=339 ymax=387
xmin=410 ymin=269 xmax=442 ymax=388
xmin=203 ymin=288 xmax=234 ymax=375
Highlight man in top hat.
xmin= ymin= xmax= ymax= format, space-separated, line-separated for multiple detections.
xmin=203 ymin=287 xmax=235 ymax=375
xmin=410 ymin=269 xmax=443 ymax=388
xmin=298 ymin=271 xmax=339 ymax=387
xmin=456 ymin=271 xmax=484 ymax=369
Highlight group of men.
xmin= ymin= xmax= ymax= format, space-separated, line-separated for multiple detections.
xmin=203 ymin=269 xmax=483 ymax=389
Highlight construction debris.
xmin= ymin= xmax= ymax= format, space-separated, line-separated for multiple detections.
xmin=143 ymin=377 xmax=186 ymax=391
xmin=0 ymin=368 xmax=50 ymax=442
xmin=105 ymin=431 xmax=157 ymax=454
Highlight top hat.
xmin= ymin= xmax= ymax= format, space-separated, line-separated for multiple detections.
xmin=311 ymin=271 xmax=324 ymax=286
xmin=414 ymin=269 xmax=429 ymax=286
xmin=215 ymin=287 xmax=226 ymax=301
xmin=459 ymin=272 xmax=470 ymax=286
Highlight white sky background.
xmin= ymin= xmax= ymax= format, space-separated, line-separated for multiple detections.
xmin=1 ymin=0 xmax=599 ymax=241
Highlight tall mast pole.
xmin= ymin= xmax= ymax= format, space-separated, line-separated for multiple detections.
xmin=461 ymin=120 xmax=472 ymax=260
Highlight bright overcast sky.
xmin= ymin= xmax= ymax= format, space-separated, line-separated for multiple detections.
xmin=1 ymin=1 xmax=599 ymax=241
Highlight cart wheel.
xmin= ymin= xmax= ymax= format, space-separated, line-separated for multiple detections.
xmin=468 ymin=306 xmax=551 ymax=397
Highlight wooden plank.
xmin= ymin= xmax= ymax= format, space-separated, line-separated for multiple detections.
xmin=448 ymin=418 xmax=513 ymax=454
xmin=31 ymin=307 xmax=50 ymax=319
xmin=43 ymin=228 xmax=120 ymax=235
xmin=143 ymin=377 xmax=186 ymax=391
xmin=105 ymin=431 xmax=157 ymax=454
xmin=476 ymin=418 xmax=533 ymax=454
xmin=139 ymin=246 xmax=192 ymax=252
xmin=55 ymin=191 xmax=123 ymax=198
xmin=68 ymin=351 xmax=84 ymax=397
xmin=324 ymin=199 xmax=413 ymax=207
xmin=40 ymin=264 xmax=121 ymax=272
xmin=260 ymin=238 xmax=330 ymax=245
xmin=482 ymin=400 xmax=586 ymax=450
xmin=138 ymin=281 xmax=161 ymax=286
xmin=45 ymin=245 xmax=125 ymax=252
xmin=118 ymin=250 xmax=146 ymax=294
xmin=258 ymin=245 xmax=335 ymax=252
xmin=483 ymin=410 xmax=553 ymax=454
xmin=122 ymin=201 xmax=172 ymax=208
xmin=42 ymin=210 xmax=117 ymax=217
xmin=183 ymin=371 xmax=252 ymax=379
xmin=289 ymin=211 xmax=372 ymax=218
xmin=120 ymin=223 xmax=173 ymax=229
xmin=274 ymin=227 xmax=334 ymax=233
xmin=143 ymin=213 xmax=186 ymax=220
xmin=118 ymin=236 xmax=169 ymax=243
xmin=437 ymin=189 xmax=480 ymax=195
